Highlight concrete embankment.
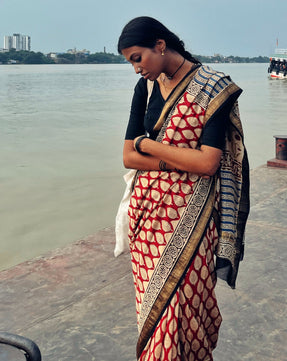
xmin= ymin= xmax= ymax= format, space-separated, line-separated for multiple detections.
xmin=0 ymin=165 xmax=286 ymax=361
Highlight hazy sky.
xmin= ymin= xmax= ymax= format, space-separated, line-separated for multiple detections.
xmin=0 ymin=0 xmax=286 ymax=56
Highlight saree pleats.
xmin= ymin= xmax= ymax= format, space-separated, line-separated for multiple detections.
xmin=137 ymin=219 xmax=222 ymax=361
xmin=128 ymin=65 xmax=249 ymax=360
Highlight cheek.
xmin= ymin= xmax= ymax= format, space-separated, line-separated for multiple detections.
xmin=146 ymin=55 xmax=161 ymax=71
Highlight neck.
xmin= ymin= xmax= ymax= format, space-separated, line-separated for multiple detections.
xmin=166 ymin=57 xmax=186 ymax=80
xmin=159 ymin=60 xmax=196 ymax=93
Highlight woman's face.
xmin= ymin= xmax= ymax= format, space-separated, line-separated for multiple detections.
xmin=121 ymin=44 xmax=164 ymax=81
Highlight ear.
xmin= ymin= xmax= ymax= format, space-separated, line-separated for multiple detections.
xmin=155 ymin=39 xmax=166 ymax=53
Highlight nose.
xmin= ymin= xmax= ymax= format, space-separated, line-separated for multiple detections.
xmin=135 ymin=65 xmax=142 ymax=74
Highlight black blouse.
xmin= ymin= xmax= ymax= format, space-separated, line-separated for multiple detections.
xmin=125 ymin=76 xmax=241 ymax=150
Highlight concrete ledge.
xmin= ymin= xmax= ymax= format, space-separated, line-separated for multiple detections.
xmin=267 ymin=158 xmax=287 ymax=168
xmin=0 ymin=165 xmax=287 ymax=360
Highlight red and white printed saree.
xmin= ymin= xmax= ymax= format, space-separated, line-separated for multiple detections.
xmin=128 ymin=66 xmax=249 ymax=361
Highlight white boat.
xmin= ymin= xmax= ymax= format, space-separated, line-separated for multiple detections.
xmin=268 ymin=49 xmax=287 ymax=79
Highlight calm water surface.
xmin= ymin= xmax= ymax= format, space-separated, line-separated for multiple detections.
xmin=0 ymin=63 xmax=286 ymax=270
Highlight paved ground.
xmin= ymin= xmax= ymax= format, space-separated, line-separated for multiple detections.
xmin=0 ymin=164 xmax=286 ymax=361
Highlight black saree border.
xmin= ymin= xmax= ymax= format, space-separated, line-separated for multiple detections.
xmin=136 ymin=176 xmax=217 ymax=359
xmin=216 ymin=107 xmax=250 ymax=288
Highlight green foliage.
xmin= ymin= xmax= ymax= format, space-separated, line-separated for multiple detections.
xmin=0 ymin=50 xmax=53 ymax=64
xmin=56 ymin=53 xmax=76 ymax=63
xmin=0 ymin=52 xmax=8 ymax=63
xmin=23 ymin=52 xmax=53 ymax=64
xmin=0 ymin=50 xmax=269 ymax=65
xmin=86 ymin=52 xmax=125 ymax=64
xmin=196 ymin=54 xmax=269 ymax=63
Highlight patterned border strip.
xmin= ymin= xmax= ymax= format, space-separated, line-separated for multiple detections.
xmin=138 ymin=177 xmax=212 ymax=332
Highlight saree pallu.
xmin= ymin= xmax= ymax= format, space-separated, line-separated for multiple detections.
xmin=128 ymin=66 xmax=249 ymax=361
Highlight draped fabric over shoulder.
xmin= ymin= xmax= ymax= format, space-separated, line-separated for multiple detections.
xmin=128 ymin=65 xmax=249 ymax=361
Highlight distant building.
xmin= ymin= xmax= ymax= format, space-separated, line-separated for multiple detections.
xmin=67 ymin=48 xmax=90 ymax=56
xmin=4 ymin=33 xmax=31 ymax=51
xmin=47 ymin=52 xmax=58 ymax=59
xmin=4 ymin=36 xmax=12 ymax=50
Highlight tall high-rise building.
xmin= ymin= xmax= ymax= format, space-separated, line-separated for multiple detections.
xmin=4 ymin=33 xmax=31 ymax=51
xmin=22 ymin=35 xmax=31 ymax=51
xmin=4 ymin=36 xmax=13 ymax=50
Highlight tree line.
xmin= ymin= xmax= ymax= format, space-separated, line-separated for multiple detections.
xmin=0 ymin=50 xmax=54 ymax=64
xmin=0 ymin=49 xmax=269 ymax=65
xmin=0 ymin=49 xmax=126 ymax=64
xmin=196 ymin=54 xmax=269 ymax=63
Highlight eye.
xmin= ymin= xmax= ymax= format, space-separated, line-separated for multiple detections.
xmin=131 ymin=55 xmax=141 ymax=63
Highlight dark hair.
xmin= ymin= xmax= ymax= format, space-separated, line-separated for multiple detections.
xmin=118 ymin=16 xmax=201 ymax=64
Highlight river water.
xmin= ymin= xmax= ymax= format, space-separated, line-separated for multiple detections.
xmin=1 ymin=63 xmax=286 ymax=270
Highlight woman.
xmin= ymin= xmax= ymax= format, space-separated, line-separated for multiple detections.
xmin=118 ymin=17 xmax=249 ymax=361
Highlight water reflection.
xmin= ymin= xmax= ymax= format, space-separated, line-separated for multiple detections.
xmin=268 ymin=79 xmax=287 ymax=133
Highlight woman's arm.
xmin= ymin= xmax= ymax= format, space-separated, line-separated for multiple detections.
xmin=123 ymin=138 xmax=222 ymax=176
xmin=123 ymin=140 xmax=164 ymax=171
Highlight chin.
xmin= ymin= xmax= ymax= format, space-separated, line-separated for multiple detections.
xmin=146 ymin=74 xmax=156 ymax=81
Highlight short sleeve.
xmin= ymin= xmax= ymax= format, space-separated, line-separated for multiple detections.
xmin=125 ymin=78 xmax=147 ymax=140
xmin=201 ymin=89 xmax=242 ymax=150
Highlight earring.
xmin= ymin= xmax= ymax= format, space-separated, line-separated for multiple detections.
xmin=161 ymin=50 xmax=165 ymax=56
